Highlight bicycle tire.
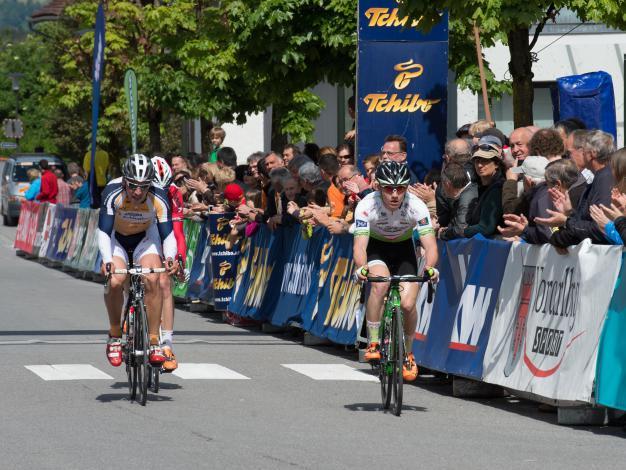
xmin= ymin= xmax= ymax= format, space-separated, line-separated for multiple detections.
xmin=135 ymin=302 xmax=149 ymax=406
xmin=150 ymin=365 xmax=160 ymax=393
xmin=392 ymin=309 xmax=404 ymax=416
xmin=379 ymin=317 xmax=393 ymax=410
xmin=122 ymin=307 xmax=136 ymax=401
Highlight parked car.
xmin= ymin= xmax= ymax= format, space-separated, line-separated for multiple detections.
xmin=1 ymin=154 xmax=67 ymax=226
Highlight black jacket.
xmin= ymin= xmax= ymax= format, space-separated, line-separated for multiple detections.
xmin=464 ymin=172 xmax=505 ymax=238
xmin=521 ymin=183 xmax=553 ymax=244
xmin=436 ymin=183 xmax=479 ymax=240
xmin=550 ymin=165 xmax=614 ymax=248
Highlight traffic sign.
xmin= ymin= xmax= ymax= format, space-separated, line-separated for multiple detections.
xmin=2 ymin=118 xmax=24 ymax=139
xmin=0 ymin=142 xmax=17 ymax=149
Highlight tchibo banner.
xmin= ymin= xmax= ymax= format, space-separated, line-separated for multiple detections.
xmin=209 ymin=213 xmax=239 ymax=310
xmin=357 ymin=1 xmax=448 ymax=180
xmin=412 ymin=236 xmax=511 ymax=379
xmin=482 ymin=240 xmax=621 ymax=402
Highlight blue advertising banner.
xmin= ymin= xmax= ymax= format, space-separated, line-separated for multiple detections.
xmin=228 ymin=225 xmax=279 ymax=320
xmin=186 ymin=220 xmax=213 ymax=302
xmin=596 ymin=254 xmax=626 ymax=411
xmin=268 ymin=226 xmax=327 ymax=327
xmin=89 ymin=2 xmax=106 ymax=203
xmin=357 ymin=40 xmax=448 ymax=180
xmin=308 ymin=233 xmax=362 ymax=345
xmin=412 ymin=236 xmax=511 ymax=379
xmin=359 ymin=1 xmax=448 ymax=42
xmin=209 ymin=213 xmax=239 ymax=310
xmin=46 ymin=206 xmax=78 ymax=262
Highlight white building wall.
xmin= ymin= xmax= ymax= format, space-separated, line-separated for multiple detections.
xmin=221 ymin=111 xmax=269 ymax=164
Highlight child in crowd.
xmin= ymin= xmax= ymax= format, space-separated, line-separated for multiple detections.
xmin=209 ymin=127 xmax=226 ymax=163
xmin=226 ymin=188 xmax=263 ymax=249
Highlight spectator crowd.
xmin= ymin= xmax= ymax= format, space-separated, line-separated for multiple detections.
xmin=25 ymin=118 xmax=626 ymax=253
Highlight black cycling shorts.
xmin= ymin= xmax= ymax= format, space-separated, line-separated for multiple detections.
xmin=366 ymin=237 xmax=417 ymax=276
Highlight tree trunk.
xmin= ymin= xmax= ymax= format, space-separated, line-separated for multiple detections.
xmin=271 ymin=105 xmax=288 ymax=152
xmin=148 ymin=107 xmax=162 ymax=154
xmin=507 ymin=27 xmax=534 ymax=128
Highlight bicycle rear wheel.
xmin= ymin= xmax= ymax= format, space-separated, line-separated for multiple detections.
xmin=134 ymin=302 xmax=150 ymax=406
xmin=149 ymin=365 xmax=160 ymax=393
xmin=379 ymin=317 xmax=393 ymax=410
xmin=391 ymin=310 xmax=404 ymax=416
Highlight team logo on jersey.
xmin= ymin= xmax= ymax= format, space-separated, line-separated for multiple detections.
xmin=418 ymin=217 xmax=429 ymax=226
xmin=356 ymin=220 xmax=368 ymax=228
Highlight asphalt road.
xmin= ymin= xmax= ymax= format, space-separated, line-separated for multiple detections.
xmin=0 ymin=223 xmax=625 ymax=470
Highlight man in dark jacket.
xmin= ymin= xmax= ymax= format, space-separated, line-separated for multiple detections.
xmin=536 ymin=130 xmax=615 ymax=248
xmin=36 ymin=159 xmax=58 ymax=204
xmin=437 ymin=162 xmax=478 ymax=240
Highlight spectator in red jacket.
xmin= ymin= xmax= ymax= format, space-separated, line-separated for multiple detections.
xmin=36 ymin=159 xmax=58 ymax=204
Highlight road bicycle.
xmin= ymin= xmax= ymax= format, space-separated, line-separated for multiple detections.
xmin=107 ymin=263 xmax=167 ymax=406
xmin=362 ymin=274 xmax=434 ymax=416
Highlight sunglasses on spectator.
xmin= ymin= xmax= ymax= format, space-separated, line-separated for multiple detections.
xmin=472 ymin=144 xmax=500 ymax=152
xmin=381 ymin=185 xmax=407 ymax=194
xmin=126 ymin=180 xmax=151 ymax=191
xmin=174 ymin=178 xmax=187 ymax=187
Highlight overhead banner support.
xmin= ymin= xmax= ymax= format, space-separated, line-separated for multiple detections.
xmin=356 ymin=1 xmax=448 ymax=180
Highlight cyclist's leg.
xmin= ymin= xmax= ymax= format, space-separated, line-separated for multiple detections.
xmin=104 ymin=255 xmax=129 ymax=337
xmin=159 ymin=271 xmax=178 ymax=370
xmin=399 ymin=282 xmax=419 ymax=353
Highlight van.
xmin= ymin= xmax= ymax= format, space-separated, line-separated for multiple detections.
xmin=1 ymin=154 xmax=66 ymax=226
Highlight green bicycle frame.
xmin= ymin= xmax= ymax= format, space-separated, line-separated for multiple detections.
xmin=380 ymin=284 xmax=402 ymax=375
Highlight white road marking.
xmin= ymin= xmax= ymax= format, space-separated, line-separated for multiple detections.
xmin=282 ymin=364 xmax=378 ymax=381
xmin=25 ymin=364 xmax=113 ymax=381
xmin=172 ymin=363 xmax=250 ymax=380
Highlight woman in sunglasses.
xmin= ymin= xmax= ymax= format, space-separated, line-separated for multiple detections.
xmin=353 ymin=161 xmax=439 ymax=383
xmin=97 ymin=153 xmax=180 ymax=369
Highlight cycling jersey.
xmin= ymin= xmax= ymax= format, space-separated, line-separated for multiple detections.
xmin=98 ymin=177 xmax=176 ymax=264
xmin=353 ymin=191 xmax=435 ymax=242
xmin=168 ymin=184 xmax=187 ymax=264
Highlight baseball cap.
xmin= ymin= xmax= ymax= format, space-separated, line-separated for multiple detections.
xmin=223 ymin=183 xmax=244 ymax=202
xmin=510 ymin=156 xmax=549 ymax=180
xmin=472 ymin=147 xmax=501 ymax=160
xmin=477 ymin=135 xmax=503 ymax=149
xmin=476 ymin=127 xmax=507 ymax=146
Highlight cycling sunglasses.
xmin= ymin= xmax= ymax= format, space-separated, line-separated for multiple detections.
xmin=126 ymin=180 xmax=151 ymax=191
xmin=381 ymin=185 xmax=407 ymax=194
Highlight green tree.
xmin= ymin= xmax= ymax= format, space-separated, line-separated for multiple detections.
xmin=401 ymin=1 xmax=626 ymax=127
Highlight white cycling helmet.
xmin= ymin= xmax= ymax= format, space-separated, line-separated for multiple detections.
xmin=122 ymin=153 xmax=154 ymax=183
xmin=151 ymin=155 xmax=173 ymax=188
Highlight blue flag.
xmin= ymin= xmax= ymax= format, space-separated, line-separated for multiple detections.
xmin=89 ymin=2 xmax=106 ymax=204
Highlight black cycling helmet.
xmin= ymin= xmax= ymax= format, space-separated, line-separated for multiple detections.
xmin=375 ymin=160 xmax=410 ymax=186
xmin=122 ymin=153 xmax=154 ymax=183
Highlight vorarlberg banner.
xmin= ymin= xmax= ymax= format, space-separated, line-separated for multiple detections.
xmin=482 ymin=240 xmax=621 ymax=402
xmin=412 ymin=236 xmax=511 ymax=379
xmin=357 ymin=0 xmax=448 ymax=179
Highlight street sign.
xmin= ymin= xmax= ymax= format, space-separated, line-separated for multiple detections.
xmin=2 ymin=118 xmax=24 ymax=139
xmin=0 ymin=142 xmax=18 ymax=149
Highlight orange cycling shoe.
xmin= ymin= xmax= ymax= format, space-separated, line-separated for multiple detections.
xmin=106 ymin=336 xmax=123 ymax=367
xmin=402 ymin=353 xmax=418 ymax=382
xmin=162 ymin=347 xmax=178 ymax=372
xmin=149 ymin=344 xmax=166 ymax=366
xmin=364 ymin=342 xmax=381 ymax=362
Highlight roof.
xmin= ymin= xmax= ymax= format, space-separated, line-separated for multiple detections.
xmin=29 ymin=0 xmax=71 ymax=24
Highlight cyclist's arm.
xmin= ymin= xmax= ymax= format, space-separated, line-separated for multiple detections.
xmin=353 ymin=234 xmax=369 ymax=269
xmin=152 ymin=188 xmax=177 ymax=260
xmin=97 ymin=183 xmax=120 ymax=264
xmin=419 ymin=233 xmax=439 ymax=270
xmin=353 ymin=200 xmax=371 ymax=269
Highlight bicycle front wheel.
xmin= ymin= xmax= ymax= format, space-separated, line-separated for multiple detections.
xmin=379 ymin=317 xmax=393 ymax=410
xmin=134 ymin=302 xmax=150 ymax=406
xmin=391 ymin=310 xmax=404 ymax=417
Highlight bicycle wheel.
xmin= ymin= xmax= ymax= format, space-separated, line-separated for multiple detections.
xmin=379 ymin=317 xmax=393 ymax=410
xmin=391 ymin=309 xmax=404 ymax=417
xmin=150 ymin=364 xmax=160 ymax=393
xmin=134 ymin=302 xmax=150 ymax=406
xmin=122 ymin=306 xmax=135 ymax=400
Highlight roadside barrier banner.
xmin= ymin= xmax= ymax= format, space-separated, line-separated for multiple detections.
xmin=185 ymin=220 xmax=213 ymax=302
xmin=46 ymin=206 xmax=78 ymax=262
xmin=38 ymin=204 xmax=57 ymax=260
xmin=412 ymin=236 xmax=511 ymax=379
xmin=307 ymin=232 xmax=361 ymax=345
xmin=172 ymin=219 xmax=202 ymax=298
xmin=229 ymin=225 xmax=280 ymax=321
xmin=64 ymin=208 xmax=90 ymax=269
xmin=77 ymin=209 xmax=100 ymax=272
xmin=32 ymin=203 xmax=49 ymax=257
xmin=209 ymin=213 xmax=239 ymax=310
xmin=595 ymin=254 xmax=626 ymax=410
xmin=482 ymin=240 xmax=621 ymax=402
xmin=14 ymin=201 xmax=40 ymax=253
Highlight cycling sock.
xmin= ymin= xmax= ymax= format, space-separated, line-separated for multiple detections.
xmin=405 ymin=338 xmax=413 ymax=358
xmin=367 ymin=321 xmax=381 ymax=344
xmin=161 ymin=330 xmax=173 ymax=349
xmin=109 ymin=326 xmax=122 ymax=338
xmin=149 ymin=334 xmax=160 ymax=346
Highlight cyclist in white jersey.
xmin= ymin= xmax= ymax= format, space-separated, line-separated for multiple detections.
xmin=353 ymin=161 xmax=439 ymax=381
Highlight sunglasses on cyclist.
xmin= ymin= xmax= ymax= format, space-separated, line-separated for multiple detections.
xmin=381 ymin=185 xmax=407 ymax=194
xmin=126 ymin=180 xmax=151 ymax=191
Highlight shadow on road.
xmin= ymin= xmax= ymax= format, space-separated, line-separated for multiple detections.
xmin=108 ymin=381 xmax=183 ymax=391
xmin=95 ymin=393 xmax=174 ymax=403
xmin=344 ymin=402 xmax=427 ymax=413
